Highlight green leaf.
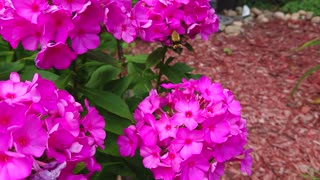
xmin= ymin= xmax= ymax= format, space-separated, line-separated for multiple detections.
xmin=98 ymin=132 xmax=123 ymax=156
xmin=0 ymin=61 xmax=25 ymax=80
xmin=104 ymin=75 xmax=134 ymax=96
xmin=55 ymin=70 xmax=73 ymax=89
xmin=184 ymin=42 xmax=194 ymax=52
xmin=146 ymin=47 xmax=166 ymax=69
xmin=296 ymin=38 xmax=320 ymax=51
xmin=85 ymin=65 xmax=122 ymax=88
xmin=20 ymin=66 xmax=59 ymax=81
xmin=83 ymin=51 xmax=121 ymax=67
xmin=164 ymin=56 xmax=175 ymax=65
xmin=125 ymin=54 xmax=148 ymax=64
xmin=291 ymin=64 xmax=320 ymax=97
xmin=80 ymin=87 xmax=133 ymax=121
xmin=102 ymin=112 xmax=132 ymax=135
xmin=161 ymin=62 xmax=194 ymax=83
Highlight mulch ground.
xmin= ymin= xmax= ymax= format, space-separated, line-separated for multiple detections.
xmin=131 ymin=19 xmax=320 ymax=179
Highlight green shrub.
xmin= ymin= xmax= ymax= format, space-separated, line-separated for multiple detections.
xmin=281 ymin=0 xmax=320 ymax=16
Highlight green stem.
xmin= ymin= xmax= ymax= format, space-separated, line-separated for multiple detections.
xmin=117 ymin=40 xmax=126 ymax=77
xmin=156 ymin=46 xmax=168 ymax=91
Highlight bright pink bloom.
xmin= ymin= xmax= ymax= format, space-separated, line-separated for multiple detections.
xmin=156 ymin=114 xmax=177 ymax=141
xmin=173 ymin=99 xmax=204 ymax=130
xmin=82 ymin=100 xmax=106 ymax=149
xmin=53 ymin=0 xmax=86 ymax=12
xmin=212 ymin=135 xmax=246 ymax=162
xmin=172 ymin=128 xmax=204 ymax=159
xmin=0 ymin=151 xmax=33 ymax=180
xmin=203 ymin=116 xmax=230 ymax=144
xmin=240 ymin=149 xmax=253 ymax=175
xmin=37 ymin=8 xmax=74 ymax=43
xmin=119 ymin=76 xmax=251 ymax=179
xmin=197 ymin=76 xmax=224 ymax=102
xmin=151 ymin=166 xmax=175 ymax=180
xmin=12 ymin=114 xmax=47 ymax=157
xmin=138 ymin=89 xmax=160 ymax=114
xmin=0 ymin=102 xmax=27 ymax=133
xmin=117 ymin=125 xmax=138 ymax=157
xmin=0 ymin=77 xmax=36 ymax=104
xmin=12 ymin=0 xmax=49 ymax=23
xmin=140 ymin=145 xmax=161 ymax=169
xmin=69 ymin=2 xmax=103 ymax=54
xmin=207 ymin=162 xmax=225 ymax=180
xmin=35 ymin=42 xmax=77 ymax=69
xmin=47 ymin=128 xmax=75 ymax=162
xmin=180 ymin=155 xmax=210 ymax=180
xmin=161 ymin=147 xmax=182 ymax=172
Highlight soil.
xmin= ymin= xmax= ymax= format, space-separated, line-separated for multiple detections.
xmin=131 ymin=19 xmax=320 ymax=179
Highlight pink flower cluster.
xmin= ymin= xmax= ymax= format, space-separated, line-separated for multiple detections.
xmin=0 ymin=0 xmax=218 ymax=69
xmin=0 ymin=72 xmax=106 ymax=180
xmin=105 ymin=0 xmax=219 ymax=43
xmin=118 ymin=76 xmax=252 ymax=180
xmin=0 ymin=0 xmax=104 ymax=69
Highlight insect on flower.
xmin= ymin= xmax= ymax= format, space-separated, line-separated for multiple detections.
xmin=171 ymin=31 xmax=183 ymax=49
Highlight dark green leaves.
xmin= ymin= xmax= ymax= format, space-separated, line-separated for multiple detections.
xmin=80 ymin=87 xmax=133 ymax=121
xmin=146 ymin=47 xmax=167 ymax=68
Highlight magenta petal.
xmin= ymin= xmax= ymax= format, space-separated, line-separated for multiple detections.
xmin=0 ymin=152 xmax=32 ymax=180
xmin=35 ymin=42 xmax=77 ymax=69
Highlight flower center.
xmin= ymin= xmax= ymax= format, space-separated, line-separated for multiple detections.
xmin=188 ymin=161 xmax=195 ymax=167
xmin=165 ymin=125 xmax=171 ymax=130
xmin=185 ymin=138 xmax=192 ymax=145
xmin=205 ymin=89 xmax=210 ymax=96
xmin=185 ymin=111 xmax=192 ymax=118
xmin=30 ymin=3 xmax=39 ymax=12
xmin=5 ymin=93 xmax=16 ymax=99
xmin=17 ymin=136 xmax=29 ymax=147
xmin=0 ymin=116 xmax=10 ymax=126
xmin=169 ymin=153 xmax=175 ymax=159
xmin=0 ymin=154 xmax=9 ymax=163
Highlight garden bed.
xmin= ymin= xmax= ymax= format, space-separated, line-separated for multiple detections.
xmin=131 ymin=18 xmax=320 ymax=179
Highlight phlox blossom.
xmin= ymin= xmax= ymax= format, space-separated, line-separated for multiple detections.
xmin=119 ymin=76 xmax=252 ymax=179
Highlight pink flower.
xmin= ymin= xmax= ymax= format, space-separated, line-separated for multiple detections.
xmin=12 ymin=114 xmax=47 ymax=157
xmin=156 ymin=114 xmax=177 ymax=141
xmin=0 ymin=151 xmax=33 ymax=179
xmin=203 ymin=116 xmax=230 ymax=144
xmin=151 ymin=166 xmax=175 ymax=180
xmin=161 ymin=147 xmax=182 ymax=172
xmin=172 ymin=128 xmax=204 ymax=159
xmin=197 ymin=76 xmax=224 ymax=102
xmin=240 ymin=149 xmax=253 ymax=175
xmin=207 ymin=162 xmax=225 ymax=180
xmin=0 ymin=75 xmax=37 ymax=104
xmin=0 ymin=102 xmax=27 ymax=133
xmin=12 ymin=0 xmax=49 ymax=23
xmin=180 ymin=155 xmax=210 ymax=180
xmin=119 ymin=76 xmax=251 ymax=179
xmin=35 ymin=42 xmax=77 ymax=69
xmin=140 ymin=145 xmax=161 ymax=169
xmin=212 ymin=135 xmax=246 ymax=162
xmin=173 ymin=99 xmax=204 ymax=130
xmin=69 ymin=1 xmax=103 ymax=54
xmin=47 ymin=128 xmax=75 ymax=162
xmin=82 ymin=100 xmax=106 ymax=149
xmin=53 ymin=0 xmax=86 ymax=12
xmin=138 ymin=89 xmax=160 ymax=114
xmin=117 ymin=125 xmax=138 ymax=157
xmin=37 ymin=8 xmax=74 ymax=43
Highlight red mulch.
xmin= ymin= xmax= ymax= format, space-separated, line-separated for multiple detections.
xmin=131 ymin=19 xmax=320 ymax=179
